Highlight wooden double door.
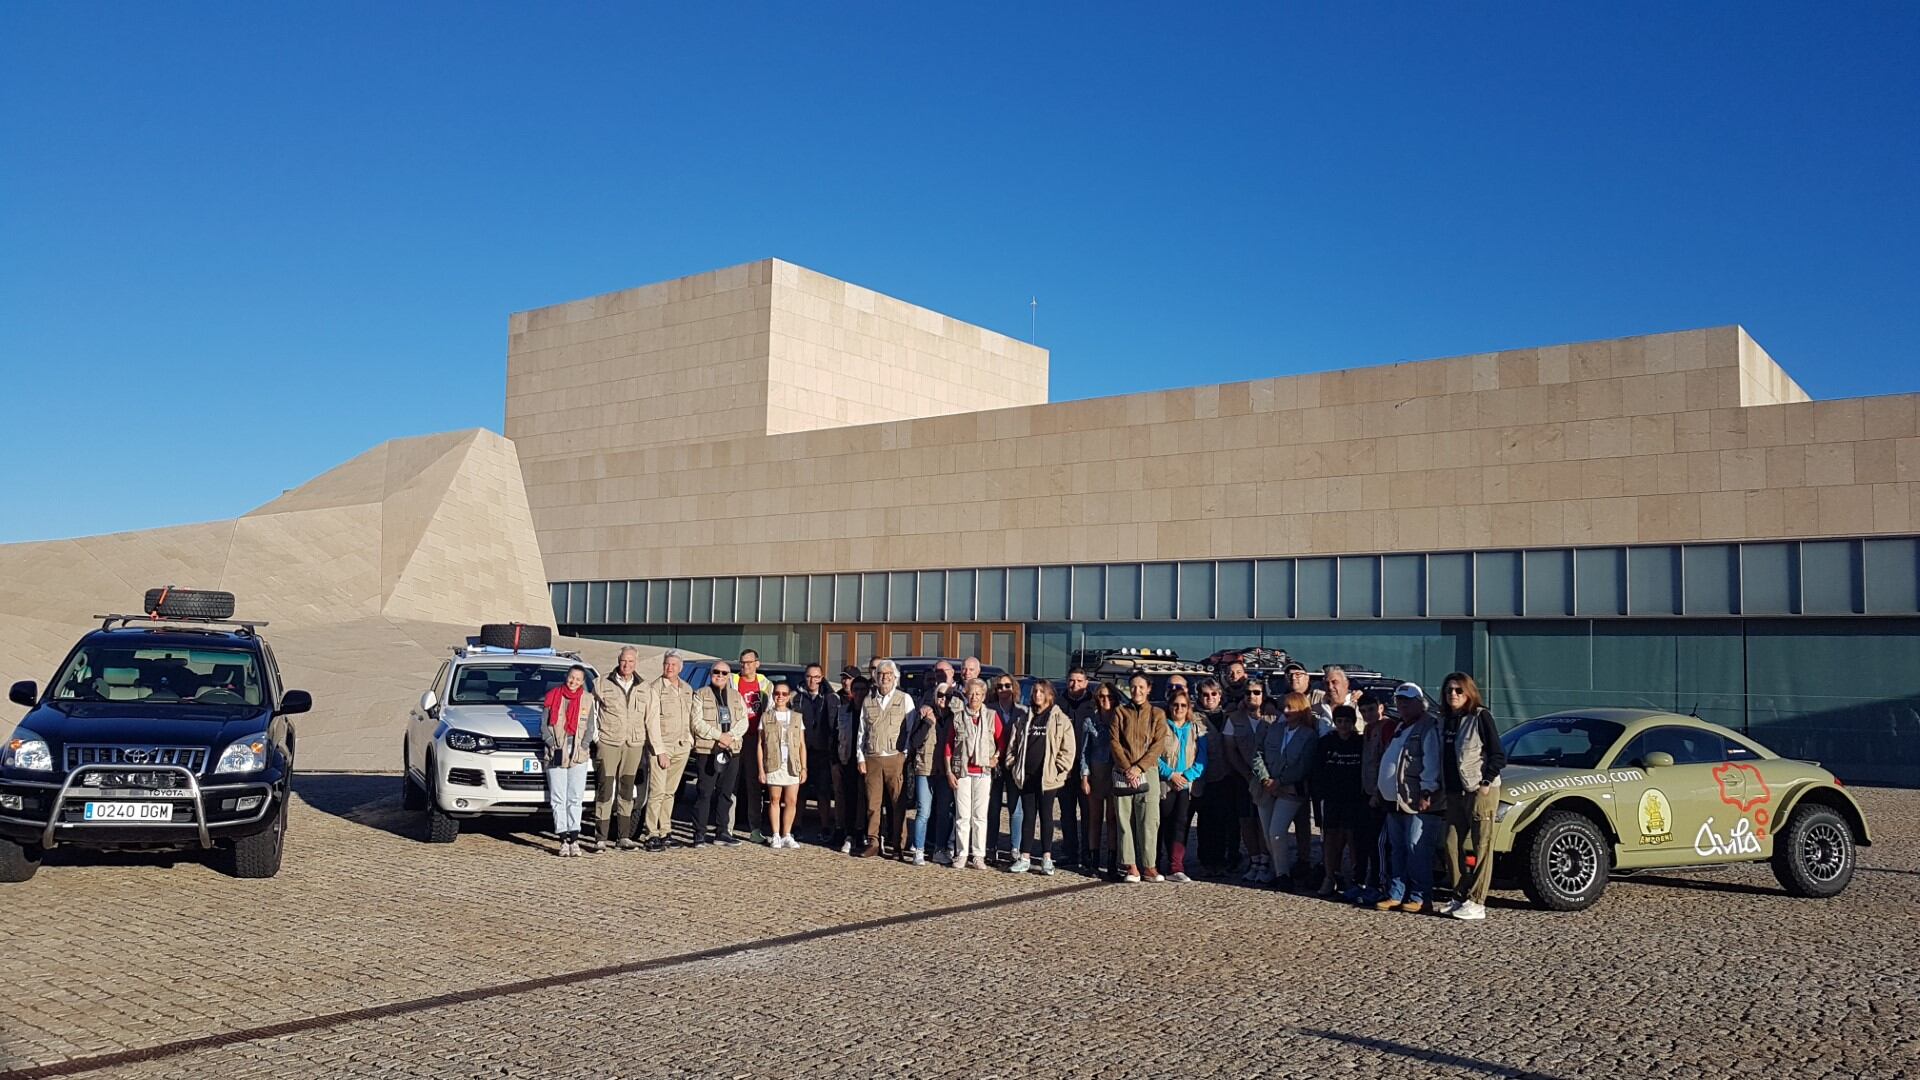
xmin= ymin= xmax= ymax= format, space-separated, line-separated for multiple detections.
xmin=821 ymin=623 xmax=1024 ymax=675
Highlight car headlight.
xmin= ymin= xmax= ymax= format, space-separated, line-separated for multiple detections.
xmin=443 ymin=730 xmax=495 ymax=753
xmin=1495 ymin=798 xmax=1528 ymax=823
xmin=2 ymin=730 xmax=53 ymax=772
xmin=214 ymin=736 xmax=270 ymax=775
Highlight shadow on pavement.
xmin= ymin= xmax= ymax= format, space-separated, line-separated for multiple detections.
xmin=1295 ymin=1028 xmax=1569 ymax=1080
xmin=1614 ymin=872 xmax=1784 ymax=898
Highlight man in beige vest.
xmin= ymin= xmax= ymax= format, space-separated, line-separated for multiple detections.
xmin=857 ymin=658 xmax=916 ymax=858
xmin=589 ymin=646 xmax=650 ymax=852
xmin=642 ymin=651 xmax=697 ymax=852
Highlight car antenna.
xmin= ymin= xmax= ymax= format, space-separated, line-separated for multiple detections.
xmin=1687 ymin=699 xmax=1700 ymax=720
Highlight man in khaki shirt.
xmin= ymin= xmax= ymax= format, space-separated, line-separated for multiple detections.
xmin=641 ymin=652 xmax=698 ymax=852
xmin=590 ymin=647 xmax=650 ymax=852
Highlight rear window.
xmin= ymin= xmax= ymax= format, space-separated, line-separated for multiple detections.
xmin=450 ymin=664 xmax=593 ymax=705
xmin=1500 ymin=716 xmax=1626 ymax=770
xmin=53 ymin=645 xmax=264 ymax=706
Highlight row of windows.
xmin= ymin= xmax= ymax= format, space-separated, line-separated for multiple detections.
xmin=552 ymin=536 xmax=1920 ymax=626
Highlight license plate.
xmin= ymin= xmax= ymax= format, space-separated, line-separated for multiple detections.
xmin=84 ymin=801 xmax=175 ymax=821
xmin=520 ymin=758 xmax=543 ymax=774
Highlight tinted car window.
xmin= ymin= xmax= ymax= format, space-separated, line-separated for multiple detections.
xmin=450 ymin=663 xmax=594 ymax=705
xmin=1618 ymin=725 xmax=1726 ymax=766
xmin=53 ymin=645 xmax=265 ymax=706
xmin=1500 ymin=716 xmax=1627 ymax=770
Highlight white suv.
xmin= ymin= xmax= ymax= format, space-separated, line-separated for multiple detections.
xmin=401 ymin=641 xmax=597 ymax=842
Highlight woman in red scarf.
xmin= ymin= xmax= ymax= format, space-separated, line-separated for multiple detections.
xmin=543 ymin=665 xmax=598 ymax=857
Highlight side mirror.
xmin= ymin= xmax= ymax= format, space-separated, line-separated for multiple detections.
xmin=1643 ymin=751 xmax=1675 ymax=768
xmin=279 ymin=690 xmax=313 ymax=716
xmin=419 ymin=690 xmax=439 ymax=717
xmin=8 ymin=681 xmax=36 ymax=708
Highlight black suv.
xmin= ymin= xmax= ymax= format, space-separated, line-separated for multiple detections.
xmin=0 ymin=589 xmax=308 ymax=881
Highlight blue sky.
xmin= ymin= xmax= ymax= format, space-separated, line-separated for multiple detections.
xmin=2 ymin=5 xmax=1916 ymax=542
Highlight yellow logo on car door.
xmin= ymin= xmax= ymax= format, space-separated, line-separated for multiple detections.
xmin=1637 ymin=788 xmax=1674 ymax=845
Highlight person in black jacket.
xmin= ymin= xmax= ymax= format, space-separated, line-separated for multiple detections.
xmin=790 ymin=663 xmax=841 ymax=843
xmin=1311 ymin=704 xmax=1367 ymax=897
xmin=1438 ymin=672 xmax=1505 ymax=922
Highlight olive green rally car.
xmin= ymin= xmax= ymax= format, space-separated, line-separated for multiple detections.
xmin=1491 ymin=709 xmax=1872 ymax=911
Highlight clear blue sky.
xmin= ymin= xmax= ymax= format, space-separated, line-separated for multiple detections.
xmin=3 ymin=5 xmax=1916 ymax=543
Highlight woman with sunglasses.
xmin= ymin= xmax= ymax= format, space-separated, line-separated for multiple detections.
xmin=1438 ymin=672 xmax=1504 ymax=921
xmin=1158 ymin=689 xmax=1209 ymax=883
xmin=759 ymin=683 xmax=808 ymax=849
xmin=1223 ymin=682 xmax=1273 ymax=882
xmin=1078 ymin=682 xmax=1119 ymax=876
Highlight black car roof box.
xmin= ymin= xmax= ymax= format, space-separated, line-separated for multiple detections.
xmin=143 ymin=587 xmax=235 ymax=621
xmin=478 ymin=622 xmax=553 ymax=651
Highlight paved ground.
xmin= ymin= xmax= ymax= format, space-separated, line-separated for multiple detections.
xmin=0 ymin=778 xmax=1915 ymax=1079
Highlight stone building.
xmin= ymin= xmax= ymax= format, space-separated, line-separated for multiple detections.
xmin=520 ymin=259 xmax=1920 ymax=784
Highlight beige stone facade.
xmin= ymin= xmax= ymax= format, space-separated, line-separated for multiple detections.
xmin=509 ymin=263 xmax=1914 ymax=584
xmin=506 ymin=258 xmax=1048 ymax=463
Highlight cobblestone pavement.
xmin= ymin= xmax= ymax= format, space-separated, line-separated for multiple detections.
xmin=1 ymin=777 xmax=1915 ymax=1079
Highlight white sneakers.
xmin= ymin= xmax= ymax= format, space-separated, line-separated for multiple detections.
xmin=1450 ymin=900 xmax=1487 ymax=921
xmin=1038 ymin=856 xmax=1056 ymax=876
xmin=910 ymin=849 xmax=927 ymax=866
xmin=767 ymin=835 xmax=801 ymax=850
xmin=1008 ymin=856 xmax=1031 ymax=874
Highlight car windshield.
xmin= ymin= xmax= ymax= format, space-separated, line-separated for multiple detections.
xmin=1500 ymin=716 xmax=1627 ymax=770
xmin=450 ymin=664 xmax=593 ymax=705
xmin=51 ymin=645 xmax=264 ymax=706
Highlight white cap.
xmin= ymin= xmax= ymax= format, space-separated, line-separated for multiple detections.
xmin=1394 ymin=682 xmax=1424 ymax=700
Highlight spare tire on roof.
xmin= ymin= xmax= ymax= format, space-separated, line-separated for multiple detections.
xmin=479 ymin=623 xmax=552 ymax=651
xmin=144 ymin=587 xmax=236 ymax=621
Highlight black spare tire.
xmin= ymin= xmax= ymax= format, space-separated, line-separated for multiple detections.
xmin=144 ymin=587 xmax=236 ymax=621
xmin=479 ymin=622 xmax=552 ymax=651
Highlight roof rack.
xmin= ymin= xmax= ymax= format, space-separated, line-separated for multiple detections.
xmin=452 ymin=642 xmax=583 ymax=662
xmin=92 ymin=613 xmax=267 ymax=635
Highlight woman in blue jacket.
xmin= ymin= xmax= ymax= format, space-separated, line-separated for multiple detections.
xmin=1158 ymin=690 xmax=1209 ymax=883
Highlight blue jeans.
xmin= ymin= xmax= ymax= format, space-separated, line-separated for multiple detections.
xmin=546 ymin=762 xmax=589 ymax=835
xmin=1386 ymin=811 xmax=1439 ymax=903
xmin=989 ymin=775 xmax=1024 ymax=856
xmin=911 ymin=775 xmax=933 ymax=851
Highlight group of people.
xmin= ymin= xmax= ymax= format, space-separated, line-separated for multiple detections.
xmin=540 ymin=647 xmax=1507 ymax=921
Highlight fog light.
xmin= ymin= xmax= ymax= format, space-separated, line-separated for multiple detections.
xmin=0 ymin=794 xmax=21 ymax=811
xmin=235 ymin=795 xmax=264 ymax=812
xmin=455 ymin=798 xmax=469 ymax=808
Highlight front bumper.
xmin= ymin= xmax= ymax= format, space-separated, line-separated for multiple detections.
xmin=0 ymin=764 xmax=285 ymax=850
xmin=431 ymin=745 xmax=594 ymax=816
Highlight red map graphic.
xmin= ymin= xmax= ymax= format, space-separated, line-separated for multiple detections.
xmin=1712 ymin=762 xmax=1771 ymax=812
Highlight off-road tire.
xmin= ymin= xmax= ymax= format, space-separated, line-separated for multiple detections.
xmin=224 ymin=794 xmax=287 ymax=878
xmin=425 ymin=759 xmax=460 ymax=844
xmin=478 ymin=623 xmax=551 ymax=651
xmin=1771 ymin=804 xmax=1855 ymax=898
xmin=1520 ymin=810 xmax=1610 ymax=911
xmin=0 ymin=838 xmax=41 ymax=883
xmin=143 ymin=587 xmax=236 ymax=621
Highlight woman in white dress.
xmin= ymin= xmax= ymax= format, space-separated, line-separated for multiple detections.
xmin=759 ymin=683 xmax=809 ymax=849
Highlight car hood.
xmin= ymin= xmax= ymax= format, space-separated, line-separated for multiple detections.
xmin=439 ymin=704 xmax=545 ymax=738
xmin=1499 ymin=762 xmax=1648 ymax=801
xmin=12 ymin=701 xmax=268 ymax=752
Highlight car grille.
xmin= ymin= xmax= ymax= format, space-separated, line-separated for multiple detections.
xmin=489 ymin=737 xmax=544 ymax=753
xmin=65 ymin=745 xmax=208 ymax=775
xmin=494 ymin=771 xmax=547 ymax=792
xmin=446 ymin=768 xmax=485 ymax=787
